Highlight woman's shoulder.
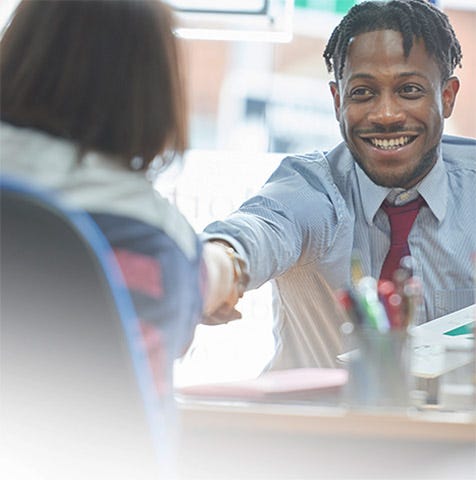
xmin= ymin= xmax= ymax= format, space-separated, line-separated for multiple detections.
xmin=0 ymin=122 xmax=199 ymax=260
xmin=69 ymin=163 xmax=200 ymax=261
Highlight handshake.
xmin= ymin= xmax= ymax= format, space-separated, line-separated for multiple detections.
xmin=201 ymin=241 xmax=250 ymax=326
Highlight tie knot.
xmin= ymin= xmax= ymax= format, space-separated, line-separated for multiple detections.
xmin=381 ymin=195 xmax=425 ymax=217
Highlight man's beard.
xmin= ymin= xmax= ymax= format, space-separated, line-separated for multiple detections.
xmin=350 ymin=144 xmax=439 ymax=188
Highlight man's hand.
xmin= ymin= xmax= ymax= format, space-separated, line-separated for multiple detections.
xmin=202 ymin=241 xmax=248 ymax=325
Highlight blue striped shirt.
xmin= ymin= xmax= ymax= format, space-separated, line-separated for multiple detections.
xmin=204 ymin=135 xmax=476 ymax=369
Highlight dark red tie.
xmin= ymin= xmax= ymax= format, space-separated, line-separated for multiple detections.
xmin=379 ymin=196 xmax=425 ymax=281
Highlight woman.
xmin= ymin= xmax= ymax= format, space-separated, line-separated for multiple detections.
xmin=0 ymin=1 xmax=242 ymax=476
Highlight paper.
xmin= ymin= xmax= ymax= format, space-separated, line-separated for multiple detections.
xmin=411 ymin=304 xmax=475 ymax=349
xmin=410 ymin=304 xmax=475 ymax=378
xmin=337 ymin=305 xmax=475 ymax=379
xmin=176 ymin=368 xmax=348 ymax=400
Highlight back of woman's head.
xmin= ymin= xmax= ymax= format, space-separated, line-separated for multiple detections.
xmin=0 ymin=0 xmax=187 ymax=169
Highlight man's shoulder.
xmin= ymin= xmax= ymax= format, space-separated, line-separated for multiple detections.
xmin=266 ymin=151 xmax=329 ymax=185
xmin=442 ymin=133 xmax=476 ymax=147
xmin=280 ymin=150 xmax=328 ymax=166
xmin=441 ymin=134 xmax=476 ymax=170
xmin=279 ymin=141 xmax=351 ymax=171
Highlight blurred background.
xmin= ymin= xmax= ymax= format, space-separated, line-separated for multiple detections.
xmin=1 ymin=1 xmax=473 ymax=154
xmin=176 ymin=0 xmax=475 ymax=153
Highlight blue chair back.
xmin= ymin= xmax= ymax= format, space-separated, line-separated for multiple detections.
xmin=0 ymin=177 xmax=169 ymax=479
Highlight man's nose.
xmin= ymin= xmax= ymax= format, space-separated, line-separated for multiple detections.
xmin=367 ymin=93 xmax=406 ymax=128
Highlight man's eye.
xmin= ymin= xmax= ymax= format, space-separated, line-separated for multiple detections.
xmin=349 ymin=87 xmax=373 ymax=100
xmin=399 ymin=84 xmax=424 ymax=97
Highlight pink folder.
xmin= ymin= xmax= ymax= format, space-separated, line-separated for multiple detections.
xmin=176 ymin=368 xmax=348 ymax=401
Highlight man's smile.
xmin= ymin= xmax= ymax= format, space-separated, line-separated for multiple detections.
xmin=361 ymin=134 xmax=418 ymax=151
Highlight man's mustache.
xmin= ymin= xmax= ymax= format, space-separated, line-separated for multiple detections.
xmin=354 ymin=126 xmax=424 ymax=135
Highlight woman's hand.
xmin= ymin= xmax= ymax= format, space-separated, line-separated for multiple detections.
xmin=202 ymin=241 xmax=248 ymax=325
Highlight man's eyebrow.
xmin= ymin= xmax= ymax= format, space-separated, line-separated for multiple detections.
xmin=347 ymin=71 xmax=429 ymax=82
xmin=347 ymin=73 xmax=374 ymax=82
xmin=397 ymin=71 xmax=428 ymax=80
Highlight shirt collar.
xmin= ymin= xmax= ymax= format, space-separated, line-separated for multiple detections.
xmin=416 ymin=152 xmax=447 ymax=223
xmin=356 ymin=163 xmax=391 ymax=225
xmin=355 ymin=148 xmax=448 ymax=224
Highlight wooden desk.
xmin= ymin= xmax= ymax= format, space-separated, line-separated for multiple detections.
xmin=177 ymin=399 xmax=476 ymax=480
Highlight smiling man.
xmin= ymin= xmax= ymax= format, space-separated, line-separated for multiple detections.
xmin=329 ymin=29 xmax=459 ymax=190
xmin=202 ymin=0 xmax=475 ymax=370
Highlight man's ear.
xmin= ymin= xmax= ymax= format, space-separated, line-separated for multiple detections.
xmin=329 ymin=81 xmax=341 ymax=121
xmin=442 ymin=76 xmax=460 ymax=118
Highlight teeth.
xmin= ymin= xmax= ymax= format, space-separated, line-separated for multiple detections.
xmin=369 ymin=136 xmax=411 ymax=150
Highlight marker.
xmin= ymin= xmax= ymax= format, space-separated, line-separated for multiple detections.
xmin=335 ymin=288 xmax=365 ymax=327
xmin=357 ymin=276 xmax=390 ymax=332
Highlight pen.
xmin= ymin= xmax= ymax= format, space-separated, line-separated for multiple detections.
xmin=335 ymin=287 xmax=366 ymax=328
xmin=357 ymin=276 xmax=390 ymax=332
xmin=399 ymin=255 xmax=418 ymax=278
xmin=401 ymin=275 xmax=422 ymax=328
xmin=377 ymin=279 xmax=403 ymax=329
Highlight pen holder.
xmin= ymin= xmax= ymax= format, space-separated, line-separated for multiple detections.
xmin=342 ymin=327 xmax=412 ymax=410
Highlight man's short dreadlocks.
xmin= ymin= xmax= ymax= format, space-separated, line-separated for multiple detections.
xmin=323 ymin=0 xmax=462 ymax=82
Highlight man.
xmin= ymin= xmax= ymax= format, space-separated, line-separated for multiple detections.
xmin=202 ymin=0 xmax=475 ymax=370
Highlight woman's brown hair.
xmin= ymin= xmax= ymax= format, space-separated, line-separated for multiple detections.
xmin=0 ymin=0 xmax=187 ymax=169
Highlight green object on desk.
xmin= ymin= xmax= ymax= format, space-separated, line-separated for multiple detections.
xmin=443 ymin=321 xmax=475 ymax=337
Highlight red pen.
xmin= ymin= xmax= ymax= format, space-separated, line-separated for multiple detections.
xmin=377 ymin=280 xmax=402 ymax=329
